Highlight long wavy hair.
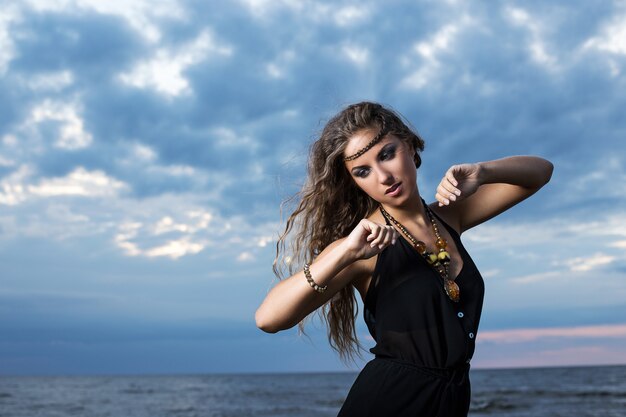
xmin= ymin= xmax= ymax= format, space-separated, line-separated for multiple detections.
xmin=273 ymin=101 xmax=426 ymax=365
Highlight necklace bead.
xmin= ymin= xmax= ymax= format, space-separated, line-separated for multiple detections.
xmin=379 ymin=202 xmax=460 ymax=303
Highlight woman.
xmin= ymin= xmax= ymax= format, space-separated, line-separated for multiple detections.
xmin=255 ymin=102 xmax=553 ymax=416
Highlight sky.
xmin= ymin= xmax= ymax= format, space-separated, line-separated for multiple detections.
xmin=0 ymin=0 xmax=625 ymax=376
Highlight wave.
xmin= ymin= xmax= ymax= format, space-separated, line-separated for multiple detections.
xmin=470 ymin=399 xmax=519 ymax=412
xmin=166 ymin=406 xmax=197 ymax=414
xmin=119 ymin=387 xmax=157 ymax=395
xmin=486 ymin=388 xmax=626 ymax=398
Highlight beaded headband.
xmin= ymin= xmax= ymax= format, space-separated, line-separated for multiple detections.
xmin=344 ymin=119 xmax=389 ymax=162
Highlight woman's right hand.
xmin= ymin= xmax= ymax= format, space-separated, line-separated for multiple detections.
xmin=344 ymin=219 xmax=399 ymax=260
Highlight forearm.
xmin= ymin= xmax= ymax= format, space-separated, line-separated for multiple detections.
xmin=255 ymin=239 xmax=356 ymax=333
xmin=478 ymin=156 xmax=553 ymax=188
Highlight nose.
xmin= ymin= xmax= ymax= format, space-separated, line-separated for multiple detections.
xmin=374 ymin=164 xmax=394 ymax=185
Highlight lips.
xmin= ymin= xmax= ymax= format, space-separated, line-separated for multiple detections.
xmin=385 ymin=182 xmax=401 ymax=195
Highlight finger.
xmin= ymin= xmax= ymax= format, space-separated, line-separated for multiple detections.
xmin=437 ymin=185 xmax=456 ymax=203
xmin=444 ymin=175 xmax=461 ymax=197
xmin=436 ymin=190 xmax=450 ymax=206
xmin=368 ymin=224 xmax=384 ymax=245
xmin=371 ymin=227 xmax=387 ymax=247
xmin=379 ymin=228 xmax=394 ymax=249
xmin=446 ymin=169 xmax=459 ymax=187
xmin=365 ymin=222 xmax=380 ymax=242
xmin=389 ymin=228 xmax=398 ymax=245
xmin=375 ymin=228 xmax=391 ymax=249
xmin=359 ymin=219 xmax=372 ymax=235
xmin=374 ymin=225 xmax=396 ymax=248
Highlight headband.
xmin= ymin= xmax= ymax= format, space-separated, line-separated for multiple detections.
xmin=343 ymin=120 xmax=389 ymax=162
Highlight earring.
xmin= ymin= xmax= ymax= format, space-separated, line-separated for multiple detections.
xmin=414 ymin=153 xmax=422 ymax=169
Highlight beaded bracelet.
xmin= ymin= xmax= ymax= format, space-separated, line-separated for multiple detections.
xmin=303 ymin=263 xmax=327 ymax=293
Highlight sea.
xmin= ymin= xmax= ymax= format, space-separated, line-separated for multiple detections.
xmin=1 ymin=364 xmax=625 ymax=417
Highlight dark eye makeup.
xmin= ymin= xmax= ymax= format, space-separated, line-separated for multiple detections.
xmin=379 ymin=144 xmax=396 ymax=161
xmin=350 ymin=143 xmax=397 ymax=178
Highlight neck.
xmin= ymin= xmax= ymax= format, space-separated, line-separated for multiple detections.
xmin=380 ymin=194 xmax=430 ymax=228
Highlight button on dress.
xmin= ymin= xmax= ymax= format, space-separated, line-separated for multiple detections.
xmin=337 ymin=199 xmax=485 ymax=417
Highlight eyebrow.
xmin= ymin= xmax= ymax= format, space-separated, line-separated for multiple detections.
xmin=350 ymin=143 xmax=395 ymax=172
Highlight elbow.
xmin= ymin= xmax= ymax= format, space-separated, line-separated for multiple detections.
xmin=544 ymin=160 xmax=554 ymax=184
xmin=255 ymin=308 xmax=298 ymax=333
xmin=255 ymin=309 xmax=281 ymax=334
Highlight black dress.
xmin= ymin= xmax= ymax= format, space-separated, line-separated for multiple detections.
xmin=337 ymin=199 xmax=485 ymax=417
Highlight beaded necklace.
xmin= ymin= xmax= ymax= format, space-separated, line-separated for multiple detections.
xmin=379 ymin=203 xmax=461 ymax=303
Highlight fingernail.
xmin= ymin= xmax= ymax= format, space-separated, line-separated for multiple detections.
xmin=445 ymin=199 xmax=449 ymax=204
xmin=450 ymin=195 xmax=456 ymax=201
xmin=371 ymin=243 xmax=376 ymax=247
xmin=392 ymin=239 xmax=396 ymax=245
xmin=455 ymin=190 xmax=461 ymax=196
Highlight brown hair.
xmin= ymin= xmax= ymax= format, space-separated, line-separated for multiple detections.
xmin=273 ymin=102 xmax=425 ymax=365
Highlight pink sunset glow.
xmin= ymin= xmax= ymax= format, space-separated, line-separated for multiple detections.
xmin=477 ymin=323 xmax=626 ymax=343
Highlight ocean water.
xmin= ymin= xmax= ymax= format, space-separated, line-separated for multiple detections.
xmin=1 ymin=365 xmax=625 ymax=417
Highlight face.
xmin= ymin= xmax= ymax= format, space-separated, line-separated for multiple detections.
xmin=344 ymin=129 xmax=417 ymax=205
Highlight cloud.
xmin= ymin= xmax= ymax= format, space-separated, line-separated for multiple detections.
xmin=0 ymin=165 xmax=33 ymax=205
xmin=583 ymin=10 xmax=626 ymax=56
xmin=506 ymin=253 xmax=615 ymax=284
xmin=22 ymin=0 xmax=187 ymax=43
xmin=236 ymin=1 xmax=372 ymax=27
xmin=236 ymin=0 xmax=300 ymax=17
xmin=28 ymin=167 xmax=126 ymax=197
xmin=0 ymin=166 xmax=127 ymax=205
xmin=0 ymin=6 xmax=20 ymax=75
xmin=237 ymin=251 xmax=255 ymax=262
xmin=21 ymin=70 xmax=74 ymax=91
xmin=561 ymin=253 xmax=616 ymax=272
xmin=30 ymin=99 xmax=92 ymax=149
xmin=143 ymin=237 xmax=205 ymax=259
xmin=332 ymin=5 xmax=371 ymax=27
xmin=478 ymin=323 xmax=626 ymax=344
xmin=463 ymin=211 xmax=626 ymax=256
xmin=610 ymin=240 xmax=626 ymax=249
xmin=118 ymin=30 xmax=232 ymax=97
xmin=401 ymin=18 xmax=473 ymax=89
xmin=473 ymin=343 xmax=626 ymax=369
xmin=342 ymin=44 xmax=369 ymax=67
xmin=508 ymin=270 xmax=565 ymax=285
xmin=503 ymin=6 xmax=557 ymax=71
xmin=114 ymin=219 xmax=194 ymax=258
xmin=153 ymin=213 xmax=212 ymax=235
xmin=473 ymin=322 xmax=626 ymax=368
xmin=114 ymin=209 xmax=214 ymax=259
xmin=0 ymin=155 xmax=15 ymax=168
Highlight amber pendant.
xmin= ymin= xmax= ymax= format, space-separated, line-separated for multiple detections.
xmin=444 ymin=279 xmax=460 ymax=302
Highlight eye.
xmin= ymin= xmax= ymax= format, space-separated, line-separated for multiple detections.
xmin=353 ymin=168 xmax=370 ymax=178
xmin=379 ymin=145 xmax=396 ymax=161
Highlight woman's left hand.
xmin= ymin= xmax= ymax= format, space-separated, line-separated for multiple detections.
xmin=436 ymin=163 xmax=482 ymax=207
